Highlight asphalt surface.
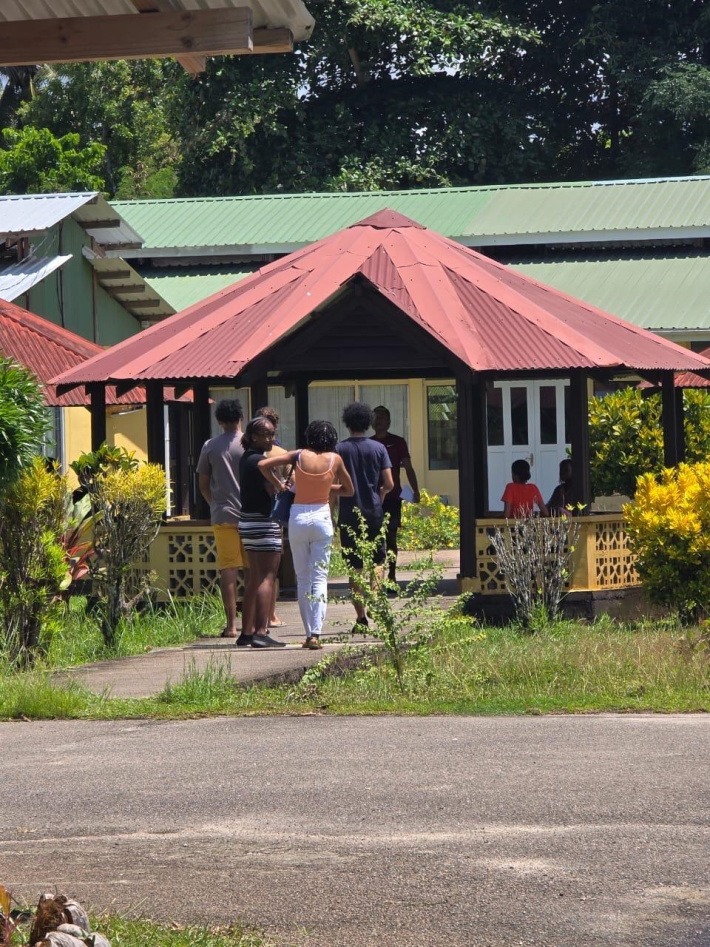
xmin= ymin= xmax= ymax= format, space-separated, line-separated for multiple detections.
xmin=2 ymin=715 xmax=710 ymax=946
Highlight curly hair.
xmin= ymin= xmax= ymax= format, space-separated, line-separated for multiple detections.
xmin=241 ymin=416 xmax=273 ymax=450
xmin=255 ymin=405 xmax=279 ymax=427
xmin=342 ymin=401 xmax=373 ymax=433
xmin=304 ymin=420 xmax=338 ymax=453
xmin=511 ymin=458 xmax=532 ymax=483
xmin=214 ymin=398 xmax=243 ymax=424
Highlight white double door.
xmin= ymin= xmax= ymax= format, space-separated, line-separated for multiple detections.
xmin=487 ymin=379 xmax=570 ymax=511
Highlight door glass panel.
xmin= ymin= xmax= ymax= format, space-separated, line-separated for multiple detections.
xmin=309 ymin=385 xmax=355 ymax=441
xmin=510 ymin=386 xmax=529 ymax=445
xmin=427 ymin=385 xmax=458 ymax=469
xmin=360 ymin=384 xmax=409 ymax=443
xmin=486 ymin=384 xmax=504 ymax=446
xmin=539 ymin=385 xmax=557 ymax=445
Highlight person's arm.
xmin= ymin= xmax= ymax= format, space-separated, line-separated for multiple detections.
xmin=198 ymin=473 xmax=212 ymax=505
xmin=379 ymin=466 xmax=394 ymax=502
xmin=258 ymin=449 xmax=299 ymax=491
xmin=402 ymin=458 xmax=420 ymax=503
xmin=503 ymin=501 xmax=515 ymax=518
xmin=330 ymin=455 xmax=355 ymax=497
xmin=535 ymin=487 xmax=549 ymax=517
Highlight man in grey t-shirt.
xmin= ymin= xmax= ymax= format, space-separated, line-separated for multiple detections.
xmin=197 ymin=398 xmax=245 ymax=638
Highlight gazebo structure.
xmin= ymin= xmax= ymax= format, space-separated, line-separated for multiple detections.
xmin=53 ymin=210 xmax=710 ymax=603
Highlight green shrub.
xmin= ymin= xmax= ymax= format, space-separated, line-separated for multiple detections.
xmin=0 ymin=458 xmax=68 ymax=664
xmin=0 ymin=357 xmax=49 ymax=487
xmin=625 ymin=461 xmax=710 ymax=622
xmin=399 ymin=489 xmax=459 ymax=550
xmin=589 ymin=387 xmax=663 ymax=498
xmin=589 ymin=387 xmax=710 ymax=498
xmin=74 ymin=448 xmax=167 ymax=647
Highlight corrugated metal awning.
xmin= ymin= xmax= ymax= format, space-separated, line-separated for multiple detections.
xmin=0 ymin=255 xmax=72 ymax=302
xmin=0 ymin=192 xmax=143 ymax=250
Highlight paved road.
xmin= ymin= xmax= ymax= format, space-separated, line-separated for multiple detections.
xmin=2 ymin=716 xmax=709 ymax=947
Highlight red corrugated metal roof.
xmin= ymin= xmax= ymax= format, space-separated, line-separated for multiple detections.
xmin=52 ymin=209 xmax=710 ymax=388
xmin=0 ymin=299 xmax=190 ymax=406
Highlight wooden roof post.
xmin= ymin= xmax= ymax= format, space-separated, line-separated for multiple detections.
xmin=456 ymin=371 xmax=479 ymax=581
xmin=88 ymin=383 xmax=107 ymax=451
xmin=569 ymin=370 xmax=591 ymax=511
xmin=193 ymin=382 xmax=211 ymax=520
xmin=294 ymin=377 xmax=310 ymax=448
xmin=661 ymin=371 xmax=684 ymax=467
xmin=250 ymin=379 xmax=269 ymax=415
xmin=146 ymin=381 xmax=166 ymax=468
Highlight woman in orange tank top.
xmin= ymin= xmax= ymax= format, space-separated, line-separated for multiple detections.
xmin=259 ymin=421 xmax=354 ymax=648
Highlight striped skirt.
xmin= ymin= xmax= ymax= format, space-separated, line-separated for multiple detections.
xmin=237 ymin=512 xmax=283 ymax=554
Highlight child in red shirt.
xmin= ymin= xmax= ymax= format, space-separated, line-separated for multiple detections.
xmin=502 ymin=459 xmax=549 ymax=518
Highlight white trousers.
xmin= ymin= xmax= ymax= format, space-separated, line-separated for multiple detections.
xmin=289 ymin=503 xmax=333 ymax=638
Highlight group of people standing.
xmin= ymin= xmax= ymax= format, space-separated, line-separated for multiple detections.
xmin=197 ymin=398 xmax=419 ymax=650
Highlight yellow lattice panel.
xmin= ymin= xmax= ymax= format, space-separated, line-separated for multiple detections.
xmin=593 ymin=518 xmax=638 ymax=589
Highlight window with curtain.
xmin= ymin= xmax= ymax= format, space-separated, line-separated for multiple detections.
xmin=267 ymin=385 xmax=297 ymax=449
xmin=309 ymin=385 xmax=356 ymax=440
xmin=209 ymin=387 xmax=250 ymax=437
xmin=359 ymin=383 xmax=409 ymax=442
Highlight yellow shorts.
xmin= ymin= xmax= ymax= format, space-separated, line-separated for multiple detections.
xmin=213 ymin=523 xmax=246 ymax=570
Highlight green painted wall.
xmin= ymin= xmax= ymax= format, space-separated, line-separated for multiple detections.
xmin=23 ymin=217 xmax=140 ymax=344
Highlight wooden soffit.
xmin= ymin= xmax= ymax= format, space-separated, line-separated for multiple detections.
xmin=0 ymin=2 xmax=297 ymax=74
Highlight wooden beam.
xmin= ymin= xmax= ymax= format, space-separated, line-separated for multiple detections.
xmin=124 ymin=298 xmax=162 ymax=309
xmin=130 ymin=0 xmax=206 ymax=73
xmin=569 ymin=370 xmax=591 ymax=511
xmin=252 ymin=28 xmax=293 ymax=54
xmin=105 ymin=284 xmax=147 ymax=298
xmin=146 ymin=381 xmax=166 ymax=468
xmin=96 ymin=269 xmax=131 ymax=281
xmin=78 ymin=218 xmax=121 ymax=230
xmin=661 ymin=371 xmax=684 ymax=467
xmin=193 ymin=383 xmax=212 ymax=520
xmin=115 ymin=381 xmax=140 ymax=398
xmin=0 ymin=8 xmax=253 ymax=67
xmin=456 ymin=372 xmax=478 ymax=580
xmin=87 ymin=384 xmax=107 ymax=451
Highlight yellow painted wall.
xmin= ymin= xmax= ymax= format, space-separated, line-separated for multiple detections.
xmin=62 ymin=405 xmax=148 ymax=488
xmin=107 ymin=406 xmax=148 ymax=460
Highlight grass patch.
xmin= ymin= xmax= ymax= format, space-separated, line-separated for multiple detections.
xmin=95 ymin=915 xmax=273 ymax=947
xmin=36 ymin=594 xmax=225 ymax=670
xmin=2 ymin=613 xmax=710 ymax=720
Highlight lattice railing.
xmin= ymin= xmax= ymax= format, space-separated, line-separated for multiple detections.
xmin=474 ymin=515 xmax=639 ymax=595
xmin=144 ymin=520 xmax=246 ymax=602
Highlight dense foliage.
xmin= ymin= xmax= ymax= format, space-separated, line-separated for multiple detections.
xmin=76 ymin=452 xmax=167 ymax=646
xmin=1 ymin=1 xmax=708 ymax=196
xmin=399 ymin=490 xmax=459 ymax=550
xmin=626 ymin=462 xmax=710 ymax=622
xmin=0 ymin=357 xmax=49 ymax=487
xmin=589 ymin=388 xmax=710 ymax=498
xmin=0 ymin=458 xmax=68 ymax=665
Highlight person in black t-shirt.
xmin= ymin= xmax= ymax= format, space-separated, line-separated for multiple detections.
xmin=336 ymin=402 xmax=393 ymax=633
xmin=235 ymin=417 xmax=286 ymax=649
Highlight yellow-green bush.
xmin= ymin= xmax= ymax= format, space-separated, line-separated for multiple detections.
xmin=399 ymin=490 xmax=459 ymax=550
xmin=0 ymin=458 xmax=68 ymax=664
xmin=88 ymin=461 xmax=167 ymax=646
xmin=625 ymin=462 xmax=710 ymax=621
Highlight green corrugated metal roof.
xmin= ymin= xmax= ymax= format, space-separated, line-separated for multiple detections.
xmin=139 ymin=265 xmax=256 ymax=310
xmin=510 ymin=252 xmax=710 ymax=333
xmin=114 ymin=176 xmax=710 ymax=254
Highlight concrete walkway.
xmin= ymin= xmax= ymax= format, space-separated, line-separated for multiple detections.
xmin=63 ymin=550 xmax=459 ymax=699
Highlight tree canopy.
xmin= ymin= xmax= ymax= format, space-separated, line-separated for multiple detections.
xmin=0 ymin=0 xmax=708 ymax=197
